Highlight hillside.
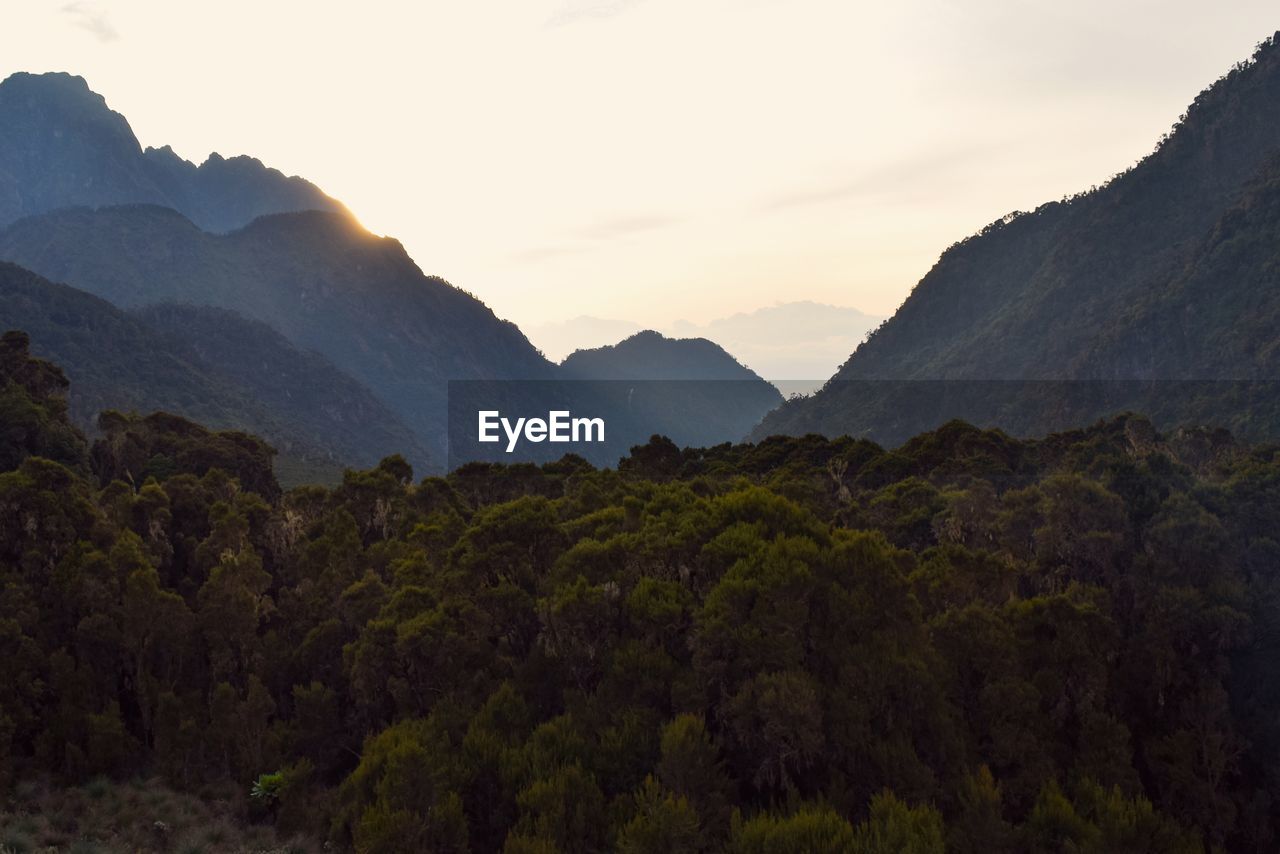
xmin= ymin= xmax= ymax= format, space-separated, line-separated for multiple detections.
xmin=134 ymin=303 xmax=431 ymax=470
xmin=0 ymin=71 xmax=344 ymax=232
xmin=755 ymin=34 xmax=1280 ymax=444
xmin=0 ymin=262 xmax=429 ymax=478
xmin=0 ymin=206 xmax=557 ymax=465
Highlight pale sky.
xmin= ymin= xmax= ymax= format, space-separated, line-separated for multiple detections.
xmin=1 ymin=1 xmax=1277 ymax=332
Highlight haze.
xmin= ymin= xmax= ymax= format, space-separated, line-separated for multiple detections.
xmin=1 ymin=1 xmax=1276 ymax=334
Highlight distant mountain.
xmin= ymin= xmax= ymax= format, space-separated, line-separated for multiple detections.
xmin=0 ymin=261 xmax=428 ymax=482
xmin=560 ymin=330 xmax=783 ymax=451
xmin=528 ymin=304 xmax=883 ymax=391
xmin=0 ymin=205 xmax=556 ymax=466
xmin=562 ymin=329 xmax=779 ymax=382
xmin=669 ymin=302 xmax=883 ymax=389
xmin=0 ymin=72 xmax=344 ymax=232
xmin=755 ymin=33 xmax=1280 ymax=445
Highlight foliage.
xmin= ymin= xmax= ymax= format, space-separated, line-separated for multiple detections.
xmin=3 ymin=347 xmax=1280 ymax=852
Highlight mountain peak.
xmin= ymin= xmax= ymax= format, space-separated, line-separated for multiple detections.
xmin=562 ymin=329 xmax=775 ymax=385
xmin=1 ymin=70 xmax=96 ymax=98
xmin=0 ymin=72 xmax=347 ymax=233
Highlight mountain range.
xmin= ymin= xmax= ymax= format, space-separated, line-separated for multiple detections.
xmin=0 ymin=70 xmax=782 ymax=476
xmin=0 ymin=71 xmax=345 ymax=232
xmin=6 ymin=30 xmax=1280 ymax=476
xmin=0 ymin=203 xmax=556 ymax=468
xmin=529 ymin=302 xmax=884 ymax=391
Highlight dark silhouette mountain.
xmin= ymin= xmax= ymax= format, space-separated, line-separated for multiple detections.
xmin=755 ymin=33 xmax=1280 ymax=445
xmin=0 ymin=72 xmax=344 ymax=232
xmin=562 ymin=329 xmax=782 ymax=384
xmin=0 ymin=205 xmax=557 ymax=465
xmin=448 ymin=331 xmax=786 ymax=467
xmin=0 ymin=261 xmax=429 ymax=481
xmin=561 ymin=330 xmax=783 ymax=450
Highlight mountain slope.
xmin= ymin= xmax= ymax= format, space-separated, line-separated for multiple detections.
xmin=1077 ymin=155 xmax=1280 ymax=380
xmin=0 ymin=205 xmax=556 ymax=465
xmin=0 ymin=261 xmax=304 ymax=448
xmin=0 ymin=262 xmax=428 ymax=478
xmin=134 ymin=303 xmax=431 ymax=470
xmin=756 ymin=33 xmax=1280 ymax=444
xmin=0 ymin=72 xmax=344 ymax=232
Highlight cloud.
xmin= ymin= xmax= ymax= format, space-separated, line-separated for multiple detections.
xmin=576 ymin=213 xmax=680 ymax=240
xmin=762 ymin=146 xmax=993 ymax=212
xmin=506 ymin=245 xmax=582 ymax=263
xmin=547 ymin=0 xmax=647 ymax=27
xmin=61 ymin=1 xmax=118 ymax=42
xmin=510 ymin=212 xmax=681 ymax=263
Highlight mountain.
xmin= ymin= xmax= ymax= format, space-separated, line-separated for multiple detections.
xmin=528 ymin=304 xmax=884 ymax=394
xmin=561 ymin=330 xmax=783 ymax=450
xmin=0 ymin=261 xmax=428 ymax=481
xmin=0 ymin=72 xmax=789 ymax=471
xmin=133 ymin=303 xmax=431 ymax=471
xmin=755 ymin=33 xmax=1280 ymax=445
xmin=0 ymin=205 xmax=557 ymax=466
xmin=447 ymin=330 xmax=785 ymax=467
xmin=0 ymin=71 xmax=344 ymax=232
xmin=562 ymin=329 xmax=782 ymax=383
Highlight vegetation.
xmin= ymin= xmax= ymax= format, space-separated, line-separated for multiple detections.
xmin=4 ymin=340 xmax=1279 ymax=852
xmin=0 ymin=776 xmax=318 ymax=853
xmin=0 ymin=262 xmax=426 ymax=481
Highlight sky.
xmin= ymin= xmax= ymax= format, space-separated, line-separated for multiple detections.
xmin=1 ymin=1 xmax=1278 ymax=335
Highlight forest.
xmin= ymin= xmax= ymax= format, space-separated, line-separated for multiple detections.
xmin=3 ymin=329 xmax=1279 ymax=852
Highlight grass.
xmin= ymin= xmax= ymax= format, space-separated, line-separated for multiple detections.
xmin=0 ymin=777 xmax=320 ymax=854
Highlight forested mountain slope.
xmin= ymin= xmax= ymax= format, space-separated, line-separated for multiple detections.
xmin=756 ymin=34 xmax=1280 ymax=444
xmin=0 ymin=206 xmax=556 ymax=464
xmin=0 ymin=262 xmax=428 ymax=478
